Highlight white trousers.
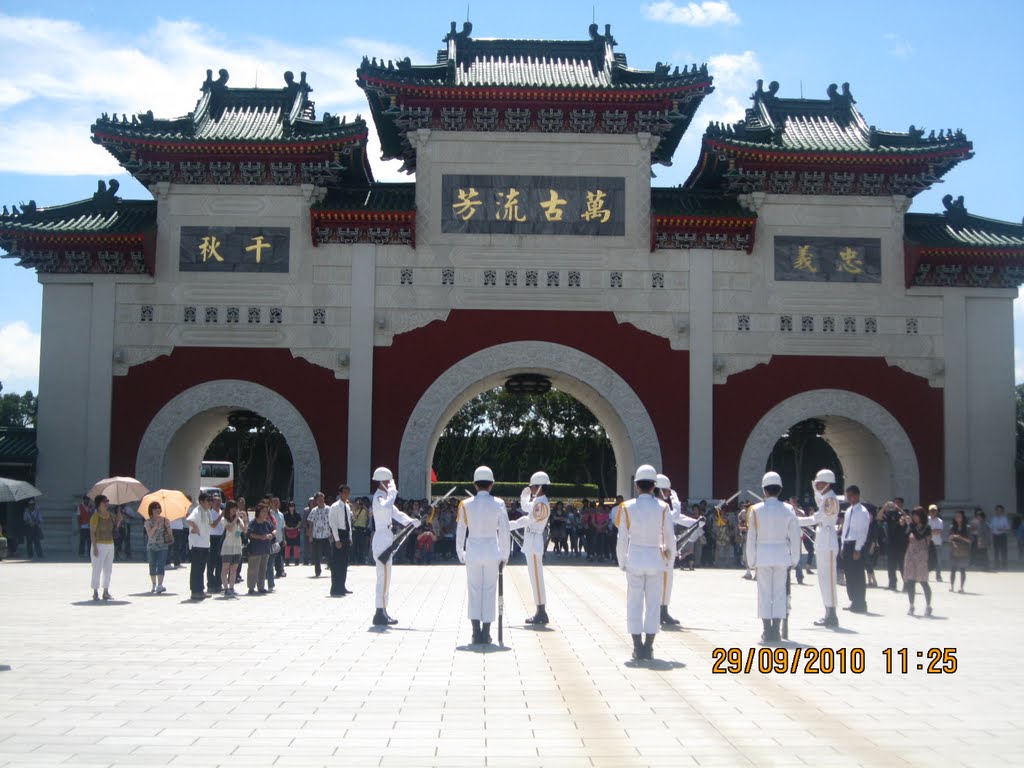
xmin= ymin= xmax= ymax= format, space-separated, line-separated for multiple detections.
xmin=465 ymin=559 xmax=499 ymax=622
xmin=527 ymin=553 xmax=546 ymax=606
xmin=661 ymin=566 xmax=673 ymax=606
xmin=756 ymin=565 xmax=788 ymax=619
xmin=817 ymin=551 xmax=837 ymax=609
xmin=626 ymin=572 xmax=661 ymax=635
xmin=375 ymin=560 xmax=392 ymax=610
xmin=91 ymin=543 xmax=114 ymax=590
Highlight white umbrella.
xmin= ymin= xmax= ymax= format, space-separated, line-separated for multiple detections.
xmin=0 ymin=478 xmax=42 ymax=503
xmin=87 ymin=476 xmax=149 ymax=505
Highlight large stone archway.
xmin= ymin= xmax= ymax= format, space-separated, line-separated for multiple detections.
xmin=738 ymin=389 xmax=920 ymax=505
xmin=398 ymin=341 xmax=662 ymax=497
xmin=135 ymin=380 xmax=321 ymax=500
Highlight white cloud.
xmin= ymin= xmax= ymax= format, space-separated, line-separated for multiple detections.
xmin=0 ymin=14 xmax=417 ymax=180
xmin=884 ymin=33 xmax=913 ymax=58
xmin=644 ymin=1 xmax=740 ymax=27
xmin=0 ymin=321 xmax=40 ymax=394
xmin=705 ymin=50 xmax=761 ymax=124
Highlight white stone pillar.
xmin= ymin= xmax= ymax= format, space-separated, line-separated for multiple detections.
xmin=688 ymin=249 xmax=714 ymax=498
xmin=346 ymin=244 xmax=376 ymax=496
xmin=940 ymin=291 xmax=969 ymax=503
xmin=35 ymin=277 xmax=116 ymax=551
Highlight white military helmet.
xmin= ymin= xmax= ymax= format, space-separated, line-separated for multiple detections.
xmin=371 ymin=467 xmax=393 ymax=482
xmin=762 ymin=471 xmax=783 ymax=488
xmin=529 ymin=470 xmax=551 ymax=486
xmin=814 ymin=469 xmax=836 ymax=485
xmin=655 ymin=473 xmax=671 ymax=490
xmin=473 ymin=466 xmax=495 ymax=483
xmin=635 ymin=464 xmax=658 ymax=482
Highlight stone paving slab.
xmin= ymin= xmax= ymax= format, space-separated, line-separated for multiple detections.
xmin=0 ymin=559 xmax=1020 ymax=767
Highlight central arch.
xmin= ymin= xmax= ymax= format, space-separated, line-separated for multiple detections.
xmin=399 ymin=342 xmax=662 ymax=496
xmin=135 ymin=379 xmax=321 ymax=501
xmin=738 ymin=389 xmax=920 ymax=505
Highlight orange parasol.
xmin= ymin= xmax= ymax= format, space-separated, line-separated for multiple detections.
xmin=138 ymin=489 xmax=192 ymax=521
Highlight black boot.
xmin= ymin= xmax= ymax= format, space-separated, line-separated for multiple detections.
xmin=761 ymin=619 xmax=773 ymax=643
xmin=771 ymin=619 xmax=782 ymax=642
xmin=471 ymin=619 xmax=481 ymax=644
xmin=642 ymin=634 xmax=655 ymax=660
xmin=372 ymin=609 xmax=388 ymax=626
xmin=814 ymin=608 xmax=832 ymax=627
xmin=526 ymin=604 xmax=549 ymax=625
xmin=384 ymin=609 xmax=398 ymax=626
xmin=660 ymin=605 xmax=680 ymax=626
xmin=631 ymin=634 xmax=645 ymax=660
xmin=480 ymin=623 xmax=492 ymax=644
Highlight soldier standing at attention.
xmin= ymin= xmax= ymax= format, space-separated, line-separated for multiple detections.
xmin=616 ymin=465 xmax=675 ymax=661
xmin=510 ymin=471 xmax=551 ymax=626
xmin=745 ymin=472 xmax=801 ymax=644
xmin=802 ymin=469 xmax=841 ymax=628
xmin=370 ymin=467 xmax=420 ymax=627
xmin=655 ymin=473 xmax=698 ymax=627
xmin=456 ymin=466 xmax=511 ymax=645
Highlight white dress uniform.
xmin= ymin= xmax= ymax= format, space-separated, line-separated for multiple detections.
xmin=805 ymin=490 xmax=840 ymax=610
xmin=745 ymin=497 xmax=802 ymax=619
xmin=661 ymin=488 xmax=697 ymax=609
xmin=456 ymin=491 xmax=511 ymax=622
xmin=616 ymin=494 xmax=675 ymax=635
xmin=371 ymin=483 xmax=417 ymax=611
xmin=510 ymin=488 xmax=549 ymax=607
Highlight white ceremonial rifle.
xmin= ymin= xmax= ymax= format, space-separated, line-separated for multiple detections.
xmin=376 ymin=486 xmax=457 ymax=564
xmin=498 ymin=561 xmax=505 ymax=646
xmin=675 ymin=518 xmax=705 ymax=553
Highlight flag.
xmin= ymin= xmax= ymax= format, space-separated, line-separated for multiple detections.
xmin=431 ymin=467 xmax=438 ymax=483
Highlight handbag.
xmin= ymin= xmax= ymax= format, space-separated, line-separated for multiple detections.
xmin=271 ymin=541 xmax=281 ymax=555
xmin=164 ymin=523 xmax=174 ymax=546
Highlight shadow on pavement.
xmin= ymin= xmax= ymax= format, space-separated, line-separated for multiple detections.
xmin=71 ymin=600 xmax=132 ymax=607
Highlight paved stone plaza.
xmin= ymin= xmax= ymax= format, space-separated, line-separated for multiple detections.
xmin=0 ymin=559 xmax=1019 ymax=768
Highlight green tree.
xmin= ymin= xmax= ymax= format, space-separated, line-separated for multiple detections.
xmin=0 ymin=383 xmax=37 ymax=427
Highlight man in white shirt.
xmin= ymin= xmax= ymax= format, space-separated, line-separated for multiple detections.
xmin=185 ymin=493 xmax=221 ymax=601
xmin=927 ymin=505 xmax=945 ymax=581
xmin=840 ymin=485 xmax=871 ymax=614
xmin=745 ymin=472 xmax=801 ymax=643
xmin=991 ymin=504 xmax=1011 ymax=571
xmin=328 ymin=485 xmax=354 ymax=597
xmin=306 ymin=493 xmax=331 ymax=577
xmin=207 ymin=494 xmax=226 ymax=593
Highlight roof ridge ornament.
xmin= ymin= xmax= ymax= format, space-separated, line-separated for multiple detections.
xmin=444 ymin=21 xmax=473 ymax=44
xmin=942 ymin=194 xmax=969 ymax=226
xmin=752 ymin=79 xmax=780 ymax=102
xmin=202 ymin=68 xmax=229 ymax=92
xmin=588 ymin=23 xmax=616 ymax=46
xmin=826 ymin=82 xmax=855 ymax=105
xmin=92 ymin=179 xmax=120 ymax=207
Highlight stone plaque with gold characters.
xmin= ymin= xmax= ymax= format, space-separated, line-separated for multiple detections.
xmin=774 ymin=236 xmax=881 ymax=283
xmin=179 ymin=226 xmax=290 ymax=273
xmin=442 ymin=175 xmax=625 ymax=236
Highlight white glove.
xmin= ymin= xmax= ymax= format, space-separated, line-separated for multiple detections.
xmin=458 ymin=552 xmax=466 ymax=564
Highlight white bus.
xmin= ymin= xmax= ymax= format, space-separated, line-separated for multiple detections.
xmin=200 ymin=461 xmax=235 ymax=500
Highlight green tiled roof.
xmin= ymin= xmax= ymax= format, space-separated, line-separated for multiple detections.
xmin=0 ymin=428 xmax=37 ymax=465
xmin=91 ymin=69 xmax=367 ymax=146
xmin=905 ymin=196 xmax=1024 ymax=250
xmin=314 ymin=184 xmax=416 ymax=212
xmin=0 ymin=180 xmax=155 ymax=240
xmin=651 ymin=188 xmax=754 ymax=218
xmin=705 ymin=81 xmax=972 ymax=157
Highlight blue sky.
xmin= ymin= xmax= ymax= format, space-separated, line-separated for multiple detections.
xmin=0 ymin=0 xmax=1021 ymax=394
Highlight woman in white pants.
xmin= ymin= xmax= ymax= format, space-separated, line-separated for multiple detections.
xmin=89 ymin=495 xmax=116 ymax=601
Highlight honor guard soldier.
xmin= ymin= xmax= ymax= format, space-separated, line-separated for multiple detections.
xmin=370 ymin=467 xmax=420 ymax=626
xmin=745 ymin=472 xmax=801 ymax=643
xmin=616 ymin=464 xmax=675 ymax=661
xmin=655 ymin=473 xmax=698 ymax=627
xmin=456 ymin=466 xmax=511 ymax=645
xmin=510 ymin=471 xmax=551 ymax=625
xmin=805 ymin=468 xmax=841 ymax=628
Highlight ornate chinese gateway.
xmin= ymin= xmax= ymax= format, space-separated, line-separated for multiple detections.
xmin=2 ymin=22 xmax=1022 ymax=540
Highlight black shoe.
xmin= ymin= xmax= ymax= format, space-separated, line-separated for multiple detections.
xmin=642 ymin=634 xmax=655 ymax=660
xmin=480 ymin=623 xmax=492 ymax=644
xmin=471 ymin=620 xmax=481 ymax=644
xmin=384 ymin=611 xmax=398 ymax=626
xmin=342 ymin=589 xmax=353 ymax=595
xmin=771 ymin=619 xmax=782 ymax=642
xmin=631 ymin=634 xmax=645 ymax=660
xmin=525 ymin=605 xmax=550 ymax=625
xmin=761 ymin=619 xmax=773 ymax=642
xmin=660 ymin=606 xmax=681 ymax=626
xmin=372 ymin=609 xmax=388 ymax=626
xmin=190 ymin=593 xmax=205 ymax=601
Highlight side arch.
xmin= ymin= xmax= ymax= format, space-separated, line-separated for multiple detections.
xmin=398 ymin=341 xmax=662 ymax=497
xmin=737 ymin=389 xmax=920 ymax=505
xmin=135 ymin=379 xmax=321 ymax=500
